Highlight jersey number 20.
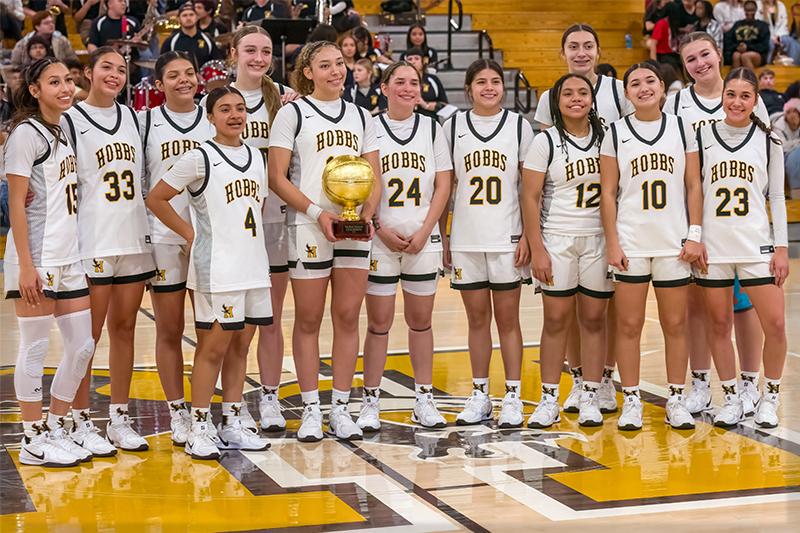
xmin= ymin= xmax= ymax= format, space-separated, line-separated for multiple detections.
xmin=469 ymin=176 xmax=501 ymax=205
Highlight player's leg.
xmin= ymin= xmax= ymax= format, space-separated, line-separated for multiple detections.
xmin=492 ymin=285 xmax=525 ymax=428
xmin=576 ymin=292 xmax=610 ymax=426
xmin=733 ymin=277 xmax=763 ymax=415
xmin=255 ymin=269 xmax=289 ymax=432
xmin=686 ymin=283 xmax=714 ymax=414
xmin=359 ymin=290 xmax=396 ymax=431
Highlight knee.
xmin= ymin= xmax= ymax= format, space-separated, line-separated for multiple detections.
xmin=404 ymin=311 xmax=431 ymax=332
xmin=616 ymin=313 xmax=645 ymax=338
xmin=579 ymin=313 xmax=606 ymax=335
xmin=660 ymin=311 xmax=687 ymax=334
xmin=466 ymin=307 xmax=492 ymax=330
xmin=368 ymin=313 xmax=394 ymax=333
xmin=543 ymin=307 xmax=572 ymax=334
xmin=295 ymin=308 xmax=324 ymax=335
xmin=762 ymin=315 xmax=786 ymax=341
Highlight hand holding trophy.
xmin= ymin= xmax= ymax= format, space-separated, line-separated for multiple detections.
xmin=322 ymin=155 xmax=376 ymax=239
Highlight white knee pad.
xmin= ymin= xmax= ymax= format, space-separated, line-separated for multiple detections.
xmin=14 ymin=315 xmax=54 ymax=403
xmin=51 ymin=310 xmax=95 ymax=403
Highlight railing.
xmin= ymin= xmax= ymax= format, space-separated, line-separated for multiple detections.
xmin=416 ymin=0 xmax=423 ymax=22
xmin=477 ymin=30 xmax=494 ymax=60
xmin=514 ymin=70 xmax=532 ymax=114
xmin=444 ymin=0 xmax=463 ymax=70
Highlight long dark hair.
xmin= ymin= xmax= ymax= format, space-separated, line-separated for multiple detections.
xmin=548 ymin=73 xmax=604 ymax=162
xmin=791 ymin=2 xmax=800 ymax=36
xmin=406 ymin=22 xmax=429 ymax=57
xmin=724 ymin=67 xmax=781 ymax=144
xmin=9 ymin=57 xmax=67 ymax=140
xmin=464 ymin=58 xmax=505 ymax=105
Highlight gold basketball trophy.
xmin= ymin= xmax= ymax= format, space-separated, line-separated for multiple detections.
xmin=322 ymin=155 xmax=376 ymax=238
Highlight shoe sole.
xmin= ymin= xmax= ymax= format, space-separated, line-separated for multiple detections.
xmin=563 ymin=406 xmax=580 ymax=414
xmin=755 ymin=419 xmax=778 ymax=428
xmin=713 ymin=419 xmax=742 ymax=428
xmin=186 ymin=449 xmax=220 ymax=461
xmin=665 ymin=416 xmax=695 ymax=430
xmin=528 ymin=416 xmax=560 ymax=429
xmin=498 ymin=421 xmax=524 ymax=429
xmin=599 ymin=406 xmax=619 ymax=414
xmin=359 ymin=425 xmax=381 ymax=432
xmin=327 ymin=430 xmax=363 ymax=440
xmin=688 ymin=400 xmax=713 ymax=415
xmin=172 ymin=440 xmax=186 ymax=447
xmin=618 ymin=423 xmax=642 ymax=431
xmin=108 ymin=440 xmax=149 ymax=452
xmin=260 ymin=423 xmax=287 ymax=433
xmin=455 ymin=412 xmax=494 ymax=426
xmin=579 ymin=419 xmax=604 ymax=427
xmin=19 ymin=458 xmax=81 ymax=468
xmin=297 ymin=434 xmax=323 ymax=443
xmin=218 ymin=443 xmax=271 ymax=451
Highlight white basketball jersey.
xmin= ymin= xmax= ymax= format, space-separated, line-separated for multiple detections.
xmin=237 ymin=85 xmax=286 ymax=224
xmin=374 ymin=113 xmax=444 ymax=254
xmin=698 ymin=122 xmax=774 ymax=262
xmin=187 ymin=142 xmax=271 ymax=293
xmin=142 ymin=105 xmax=214 ymax=245
xmin=449 ymin=110 xmax=524 ymax=252
xmin=665 ymin=85 xmax=770 ymax=133
xmin=4 ymin=120 xmax=80 ymax=267
xmin=284 ymin=97 xmax=369 ymax=225
xmin=610 ymin=114 xmax=688 ymax=257
xmin=62 ymin=102 xmax=150 ymax=258
xmin=538 ymin=128 xmax=603 ymax=236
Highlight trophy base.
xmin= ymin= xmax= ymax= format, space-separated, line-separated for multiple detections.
xmin=332 ymin=220 xmax=370 ymax=239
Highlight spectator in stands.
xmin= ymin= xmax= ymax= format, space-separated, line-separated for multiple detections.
xmin=724 ymin=0 xmax=770 ymax=69
xmin=757 ymin=0 xmax=788 ymax=62
xmin=405 ymin=47 xmax=446 ymax=118
xmin=161 ymin=2 xmax=222 ymax=66
xmin=786 ymin=80 xmax=800 ymax=99
xmin=695 ymin=0 xmax=723 ymax=49
xmin=1 ymin=0 xmax=24 ymax=41
xmin=781 ymin=2 xmax=800 ymax=64
xmin=22 ymin=0 xmax=68 ymax=36
xmin=676 ymin=0 xmax=699 ymax=34
xmin=88 ymin=0 xmax=142 ymax=52
xmin=66 ymin=59 xmax=91 ymax=102
xmin=0 ymin=65 xmax=22 ymax=125
xmin=596 ymin=63 xmax=617 ymax=78
xmin=759 ymin=68 xmax=786 ymax=114
xmin=308 ymin=22 xmax=338 ymax=43
xmin=195 ymin=0 xmax=228 ymax=39
xmin=715 ymin=0 xmax=745 ymax=33
xmin=74 ymin=0 xmax=103 ymax=47
xmin=340 ymin=33 xmax=358 ymax=87
xmin=11 ymin=11 xmax=78 ymax=66
xmin=241 ymin=0 xmax=289 ymax=22
xmin=328 ymin=1 xmax=361 ymax=33
xmin=25 ymin=35 xmax=49 ymax=63
xmin=661 ymin=61 xmax=685 ymax=96
xmin=352 ymin=26 xmax=393 ymax=65
xmin=775 ymin=99 xmax=800 ymax=189
xmin=651 ymin=1 xmax=683 ymax=71
xmin=643 ymin=0 xmax=669 ymax=46
xmin=399 ymin=23 xmax=438 ymax=68
xmin=343 ymin=58 xmax=382 ymax=114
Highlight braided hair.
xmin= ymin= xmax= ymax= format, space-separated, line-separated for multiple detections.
xmin=724 ymin=67 xmax=782 ymax=145
xmin=548 ymin=73 xmax=605 ymax=163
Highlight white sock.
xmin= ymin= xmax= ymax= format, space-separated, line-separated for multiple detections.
xmin=23 ymin=419 xmax=46 ymax=438
xmin=740 ymin=371 xmax=760 ymax=389
xmin=300 ymin=390 xmax=319 ymax=406
xmin=46 ymin=411 xmax=67 ymax=432
xmin=415 ymin=383 xmax=433 ymax=401
xmin=331 ymin=388 xmax=350 ymax=407
xmin=764 ymin=378 xmax=781 ymax=400
xmin=721 ymin=378 xmax=738 ymax=397
xmin=73 ymin=409 xmax=91 ymax=427
xmin=472 ymin=377 xmax=489 ymax=395
xmin=668 ymin=383 xmax=685 ymax=398
xmin=505 ymin=380 xmax=522 ymax=399
xmin=261 ymin=385 xmax=280 ymax=402
xmin=109 ymin=403 xmax=128 ymax=424
xmin=191 ymin=407 xmax=210 ymax=426
xmin=363 ymin=386 xmax=380 ymax=404
xmin=622 ymin=386 xmax=640 ymax=401
xmin=692 ymin=370 xmax=711 ymax=389
xmin=541 ymin=382 xmax=559 ymax=401
xmin=168 ymin=397 xmax=187 ymax=414
xmin=583 ymin=381 xmax=601 ymax=393
xmin=602 ymin=366 xmax=615 ymax=384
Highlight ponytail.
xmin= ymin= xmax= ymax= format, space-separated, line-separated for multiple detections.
xmin=751 ymin=112 xmax=782 ymax=145
xmin=724 ymin=67 xmax=782 ymax=145
xmin=9 ymin=58 xmax=66 ymax=141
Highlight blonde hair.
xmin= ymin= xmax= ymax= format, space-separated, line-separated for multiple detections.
xmin=354 ymin=58 xmax=377 ymax=83
xmin=293 ymin=41 xmax=341 ymax=96
xmin=230 ymin=26 xmax=282 ymax=125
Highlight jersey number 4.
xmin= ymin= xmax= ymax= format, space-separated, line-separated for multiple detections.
xmin=244 ymin=206 xmax=258 ymax=237
xmin=575 ymin=183 xmax=601 ymax=208
xmin=715 ymin=187 xmax=749 ymax=217
xmin=103 ymin=170 xmax=135 ymax=202
xmin=469 ymin=176 xmax=501 ymax=205
xmin=388 ymin=177 xmax=421 ymax=207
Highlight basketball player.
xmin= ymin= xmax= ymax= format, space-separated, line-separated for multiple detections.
xmin=358 ymin=62 xmax=452 ymax=431
xmin=695 ymin=67 xmax=789 ymax=428
xmin=444 ymin=59 xmax=534 ymax=428
xmin=4 ymin=58 xmax=95 ymax=467
xmin=667 ymin=32 xmax=770 ymax=416
xmin=61 ymin=47 xmax=155 ymax=454
xmin=141 ymin=51 xmax=214 ymax=447
xmin=268 ymin=41 xmax=381 ymax=442
xmin=600 ymin=63 xmax=704 ymax=431
xmin=522 ymin=74 xmax=613 ymax=429
xmin=535 ymin=24 xmax=634 ymax=415
xmin=146 ymin=86 xmax=272 ymax=460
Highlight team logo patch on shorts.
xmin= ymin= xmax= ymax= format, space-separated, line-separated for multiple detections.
xmin=306 ymin=245 xmax=317 ymax=259
xmin=454 ymin=269 xmax=462 ymax=280
xmin=93 ymin=259 xmax=104 ymax=273
xmin=222 ymin=304 xmax=234 ymax=318
xmin=156 ymin=270 xmax=166 ymax=281
xmin=370 ymin=260 xmax=378 ymax=271
xmin=46 ymin=272 xmax=54 ymax=287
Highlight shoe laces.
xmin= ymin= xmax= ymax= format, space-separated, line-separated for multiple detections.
xmin=501 ymin=396 xmax=523 ymax=413
xmin=260 ymin=397 xmax=285 ymax=416
xmin=302 ymin=405 xmax=322 ymax=424
xmin=416 ymin=399 xmax=440 ymax=418
xmin=464 ymin=393 xmax=489 ymax=411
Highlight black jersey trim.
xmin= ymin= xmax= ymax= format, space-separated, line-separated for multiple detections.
xmin=696 ymin=278 xmax=736 ymax=288
xmin=246 ymin=316 xmax=274 ymax=326
xmin=160 ymin=104 xmax=205 ymax=133
xmin=624 ymin=113 xmax=667 ymax=146
xmin=269 ymin=264 xmax=290 ymax=274
xmin=379 ymin=113 xmax=420 ymax=146
xmin=28 ymin=122 xmax=52 ymax=166
xmin=542 ymin=287 xmax=579 ymax=297
xmin=652 ymin=277 xmax=691 ymax=288
xmin=546 ymin=129 xmax=555 ymax=167
xmin=609 ymin=76 xmax=622 ymax=115
xmin=466 ymin=109 xmax=508 ymax=143
xmin=450 ymin=280 xmax=490 ymax=290
xmin=449 ymin=114 xmax=457 ymax=156
xmin=143 ymin=109 xmax=152 ymax=151
xmin=295 ymin=259 xmax=335 ymax=270
xmin=431 ymin=115 xmax=437 ymax=142
xmin=613 ymin=273 xmax=652 ymax=284
xmin=711 ymin=122 xmax=757 ymax=153
xmin=246 ymin=98 xmax=264 ymax=115
xmin=369 ymin=274 xmax=401 ymax=284
xmin=206 ymin=140 xmax=253 ymax=173
xmin=333 ymin=249 xmax=370 ymax=259
xmin=489 ymin=280 xmax=525 ymax=291
xmin=113 ymin=270 xmax=157 ymax=284
xmin=610 ymin=122 xmax=618 ymax=153
xmin=151 ymin=282 xmax=187 ymax=293
xmin=577 ymin=285 xmax=615 ymax=299
xmin=517 ymin=114 xmax=523 ymax=146
xmin=289 ymin=101 xmax=302 ymax=137
xmin=565 ymin=129 xmax=598 ymax=153
xmin=301 ymin=97 xmax=347 ymax=123
xmin=677 ymin=116 xmax=687 ymax=151
xmin=191 ymin=146 xmax=211 ymax=197
xmin=358 ymin=106 xmax=367 ymax=130
xmin=74 ymin=102 xmax=123 ymax=136
xmin=673 ymin=90 xmax=681 ymax=115
xmin=400 ymin=272 xmax=440 ymax=282
xmin=63 ymin=113 xmax=77 ymax=146
xmin=697 ymin=127 xmax=704 ymax=173
xmin=127 ymin=105 xmax=139 ymax=132
xmin=690 ymin=85 xmax=722 ymax=114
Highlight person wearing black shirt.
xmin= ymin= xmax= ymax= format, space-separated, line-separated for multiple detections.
xmin=675 ymin=0 xmax=698 ymax=34
xmin=74 ymin=0 xmax=102 ymax=46
xmin=194 ymin=0 xmax=228 ymax=39
xmin=161 ymin=2 xmax=222 ymax=67
xmin=759 ymin=69 xmax=786 ymax=115
xmin=343 ymin=58 xmax=383 ymax=114
xmin=241 ymin=0 xmax=288 ymax=21
xmin=87 ymin=0 xmax=141 ymax=52
xmin=405 ymin=48 xmax=446 ymax=119
xmin=22 ymin=0 xmax=68 ymax=35
xmin=723 ymin=0 xmax=770 ymax=69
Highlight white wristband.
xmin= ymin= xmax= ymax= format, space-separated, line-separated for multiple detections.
xmin=686 ymin=225 xmax=702 ymax=243
xmin=306 ymin=203 xmax=323 ymax=221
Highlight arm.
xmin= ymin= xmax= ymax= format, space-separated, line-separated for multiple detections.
xmin=766 ymin=140 xmax=789 ymax=286
xmin=359 ymin=149 xmax=382 ymax=223
xmin=145 ymin=180 xmax=193 ymax=243
xmin=441 ymin=169 xmax=456 ymax=269
xmin=679 ymin=151 xmax=707 ymax=268
xmin=521 ymin=167 xmax=550 ymax=284
xmin=749 ymin=22 xmax=771 ymax=54
xmin=404 ymin=169 xmax=451 ymax=255
xmin=7 ymin=174 xmax=44 ymax=307
xmin=74 ymin=0 xmax=100 ymax=25
xmin=599 ymin=154 xmax=627 ymax=271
